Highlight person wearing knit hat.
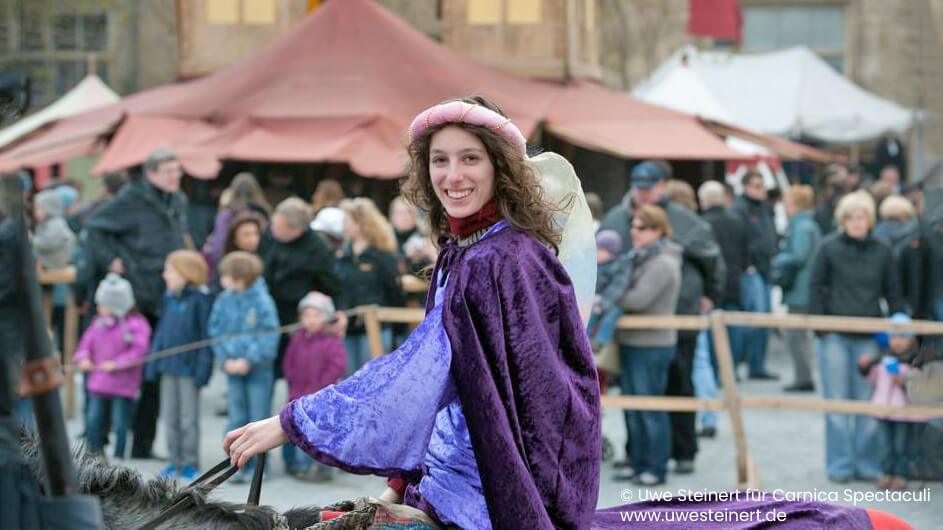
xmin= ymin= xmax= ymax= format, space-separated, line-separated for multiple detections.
xmin=165 ymin=250 xmax=209 ymax=287
xmin=858 ymin=312 xmax=924 ymax=490
xmin=297 ymin=291 xmax=336 ymax=321
xmin=145 ymin=250 xmax=215 ymax=480
xmin=95 ymin=273 xmax=136 ymax=318
xmin=55 ymin=185 xmax=80 ymax=213
xmin=282 ymin=291 xmax=346 ymax=480
xmin=35 ymin=189 xmax=66 ymax=218
xmin=32 ymin=189 xmax=77 ymax=270
xmin=595 ymin=229 xmax=623 ymax=260
xmin=75 ymin=273 xmax=151 ymax=458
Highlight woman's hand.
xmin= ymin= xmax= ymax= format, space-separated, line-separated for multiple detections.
xmin=378 ymin=487 xmax=403 ymax=504
xmin=327 ymin=311 xmax=348 ymax=337
xmin=224 ymin=415 xmax=289 ymax=469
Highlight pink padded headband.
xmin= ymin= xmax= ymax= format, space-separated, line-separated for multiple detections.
xmin=408 ymin=101 xmax=527 ymax=154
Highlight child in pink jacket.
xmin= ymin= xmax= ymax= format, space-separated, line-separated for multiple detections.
xmin=858 ymin=313 xmax=925 ymax=490
xmin=74 ymin=273 xmax=151 ymax=458
xmin=281 ymin=291 xmax=346 ymax=481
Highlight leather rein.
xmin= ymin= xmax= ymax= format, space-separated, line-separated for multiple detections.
xmin=139 ymin=452 xmax=267 ymax=529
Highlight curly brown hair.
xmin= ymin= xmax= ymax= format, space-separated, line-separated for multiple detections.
xmin=400 ymin=96 xmax=561 ymax=253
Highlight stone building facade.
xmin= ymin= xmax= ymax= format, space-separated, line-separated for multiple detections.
xmin=0 ymin=0 xmax=177 ymax=108
xmin=3 ymin=0 xmax=939 ymax=174
xmin=176 ymin=0 xmax=441 ymax=77
xmin=433 ymin=0 xmax=942 ymax=184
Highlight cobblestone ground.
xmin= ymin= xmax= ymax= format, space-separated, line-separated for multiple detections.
xmin=65 ymin=332 xmax=941 ymax=528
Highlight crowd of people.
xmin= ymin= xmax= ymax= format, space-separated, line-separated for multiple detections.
xmin=8 ymin=148 xmax=435 ymax=485
xmin=5 ymin=142 xmax=940 ymax=499
xmin=588 ymin=160 xmax=940 ymax=490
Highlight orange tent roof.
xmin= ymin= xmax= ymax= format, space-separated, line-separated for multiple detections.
xmin=1 ymin=0 xmax=746 ymax=178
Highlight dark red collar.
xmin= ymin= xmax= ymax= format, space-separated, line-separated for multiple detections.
xmin=447 ymin=199 xmax=503 ymax=239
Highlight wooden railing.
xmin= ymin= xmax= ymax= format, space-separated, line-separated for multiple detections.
xmin=359 ymin=306 xmax=943 ymax=490
xmin=40 ymin=266 xmax=943 ymax=489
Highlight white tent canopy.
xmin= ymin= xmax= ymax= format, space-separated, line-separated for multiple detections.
xmin=633 ymin=46 xmax=918 ymax=145
xmin=0 ymin=74 xmax=119 ymax=150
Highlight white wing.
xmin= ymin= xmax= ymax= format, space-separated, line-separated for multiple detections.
xmin=529 ymin=152 xmax=597 ymax=325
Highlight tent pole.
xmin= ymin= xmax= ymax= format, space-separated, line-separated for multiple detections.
xmin=850 ymin=143 xmax=860 ymax=168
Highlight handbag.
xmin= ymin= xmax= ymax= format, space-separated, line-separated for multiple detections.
xmin=594 ymin=339 xmax=621 ymax=376
xmin=907 ymin=360 xmax=943 ymax=405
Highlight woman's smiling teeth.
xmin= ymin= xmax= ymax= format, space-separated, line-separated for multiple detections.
xmin=447 ymin=189 xmax=472 ymax=200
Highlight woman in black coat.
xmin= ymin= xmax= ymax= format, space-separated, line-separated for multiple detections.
xmin=808 ymin=191 xmax=906 ymax=483
xmin=335 ymin=198 xmax=405 ymax=374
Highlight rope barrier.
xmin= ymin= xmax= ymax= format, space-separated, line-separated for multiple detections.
xmin=62 ymin=306 xmax=374 ymax=374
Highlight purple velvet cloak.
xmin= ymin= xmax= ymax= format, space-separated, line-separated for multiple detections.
xmin=280 ymin=225 xmax=601 ymax=528
xmin=426 ymin=228 xmax=601 ymax=529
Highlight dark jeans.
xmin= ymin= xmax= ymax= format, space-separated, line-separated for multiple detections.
xmin=87 ymin=394 xmax=134 ymax=458
xmin=667 ymin=332 xmax=698 ymax=461
xmin=741 ymin=271 xmax=771 ymax=376
xmin=619 ymin=344 xmax=675 ymax=480
xmin=131 ymin=312 xmax=160 ymax=457
xmin=131 ymin=380 xmax=160 ymax=458
xmin=587 ymin=306 xmax=624 ymax=346
xmin=227 ymin=366 xmax=274 ymax=471
xmin=880 ymin=420 xmax=914 ymax=478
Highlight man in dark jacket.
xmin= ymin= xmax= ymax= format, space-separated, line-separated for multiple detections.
xmin=83 ymin=147 xmax=190 ymax=458
xmin=84 ymin=149 xmax=190 ymax=319
xmin=601 ymin=160 xmax=726 ymax=476
xmin=698 ymin=180 xmax=748 ymax=369
xmin=729 ymin=170 xmax=779 ymax=380
xmin=258 ymin=197 xmax=340 ymax=378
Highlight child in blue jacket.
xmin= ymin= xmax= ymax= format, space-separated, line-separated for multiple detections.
xmin=208 ymin=251 xmax=280 ymax=482
xmin=144 ymin=250 xmax=214 ymax=480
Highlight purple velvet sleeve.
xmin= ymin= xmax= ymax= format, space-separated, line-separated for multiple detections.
xmin=279 ymin=304 xmax=452 ymax=479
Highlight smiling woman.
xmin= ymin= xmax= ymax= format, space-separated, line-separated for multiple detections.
xmin=223 ymin=95 xmax=600 ymax=529
xmin=401 ymin=96 xmax=563 ymax=253
xmin=428 ymin=127 xmax=495 ymax=220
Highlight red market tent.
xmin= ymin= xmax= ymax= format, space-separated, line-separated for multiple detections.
xmin=0 ymin=0 xmax=747 ymax=179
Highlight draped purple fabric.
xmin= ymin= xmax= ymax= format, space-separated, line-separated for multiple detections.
xmin=281 ymin=223 xmax=601 ymax=528
xmin=428 ymin=226 xmax=601 ymax=529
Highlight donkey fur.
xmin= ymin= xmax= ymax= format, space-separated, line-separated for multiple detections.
xmin=20 ymin=429 xmax=321 ymax=529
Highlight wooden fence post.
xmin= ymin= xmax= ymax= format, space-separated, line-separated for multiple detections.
xmin=709 ymin=310 xmax=760 ymax=490
xmin=63 ymin=292 xmax=78 ymax=419
xmin=362 ymin=306 xmax=385 ymax=359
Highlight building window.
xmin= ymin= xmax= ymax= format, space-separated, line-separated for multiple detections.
xmin=468 ymin=0 xmax=501 ymax=24
xmin=507 ymin=0 xmax=540 ymax=24
xmin=467 ymin=0 xmax=542 ymax=25
xmin=53 ymin=14 xmax=79 ymax=50
xmin=206 ymin=0 xmax=240 ymax=24
xmin=742 ymin=4 xmax=845 ymax=71
xmin=53 ymin=12 xmax=108 ymax=51
xmin=243 ymin=0 xmax=276 ymax=24
xmin=207 ymin=0 xmax=276 ymax=25
xmin=83 ymin=14 xmax=108 ymax=50
xmin=20 ymin=9 xmax=44 ymax=51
